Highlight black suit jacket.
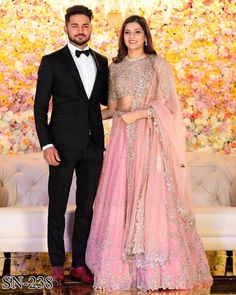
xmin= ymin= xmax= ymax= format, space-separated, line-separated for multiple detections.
xmin=34 ymin=45 xmax=108 ymax=151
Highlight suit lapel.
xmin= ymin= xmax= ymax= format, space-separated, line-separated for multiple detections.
xmin=89 ymin=49 xmax=101 ymax=100
xmin=60 ymin=46 xmax=101 ymax=101
xmin=61 ymin=46 xmax=88 ymax=99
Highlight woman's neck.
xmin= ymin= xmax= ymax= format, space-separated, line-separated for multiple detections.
xmin=127 ymin=49 xmax=145 ymax=59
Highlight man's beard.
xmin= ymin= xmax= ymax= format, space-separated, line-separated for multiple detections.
xmin=68 ymin=35 xmax=90 ymax=46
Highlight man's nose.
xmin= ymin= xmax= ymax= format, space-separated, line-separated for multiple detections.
xmin=77 ymin=27 xmax=84 ymax=34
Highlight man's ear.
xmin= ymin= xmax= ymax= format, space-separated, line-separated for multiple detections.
xmin=64 ymin=25 xmax=67 ymax=34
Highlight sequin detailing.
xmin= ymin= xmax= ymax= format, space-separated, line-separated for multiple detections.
xmin=152 ymin=109 xmax=195 ymax=225
xmin=126 ymin=124 xmax=137 ymax=187
xmin=124 ymin=58 xmax=154 ymax=260
xmin=108 ymin=57 xmax=153 ymax=104
xmin=86 ymin=55 xmax=213 ymax=292
xmin=128 ymin=195 xmax=145 ymax=254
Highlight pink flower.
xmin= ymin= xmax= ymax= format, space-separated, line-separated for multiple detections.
xmin=224 ymin=145 xmax=231 ymax=154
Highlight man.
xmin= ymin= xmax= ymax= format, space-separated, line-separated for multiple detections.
xmin=34 ymin=5 xmax=108 ymax=285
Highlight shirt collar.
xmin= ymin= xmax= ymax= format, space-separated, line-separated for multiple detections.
xmin=68 ymin=42 xmax=90 ymax=56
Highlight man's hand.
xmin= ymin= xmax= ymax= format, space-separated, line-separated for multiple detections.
xmin=43 ymin=146 xmax=61 ymax=166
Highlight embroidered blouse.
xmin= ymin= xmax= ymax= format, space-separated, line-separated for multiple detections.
xmin=108 ymin=55 xmax=154 ymax=112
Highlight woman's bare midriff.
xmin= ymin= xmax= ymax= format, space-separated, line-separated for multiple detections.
xmin=115 ymin=96 xmax=134 ymax=112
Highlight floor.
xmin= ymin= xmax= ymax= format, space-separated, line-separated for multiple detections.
xmin=0 ymin=277 xmax=236 ymax=294
xmin=0 ymin=252 xmax=236 ymax=294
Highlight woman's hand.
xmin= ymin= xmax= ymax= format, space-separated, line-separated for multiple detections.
xmin=121 ymin=110 xmax=147 ymax=124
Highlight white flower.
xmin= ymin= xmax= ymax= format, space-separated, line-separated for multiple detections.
xmin=183 ymin=118 xmax=191 ymax=126
xmin=15 ymin=61 xmax=23 ymax=71
xmin=198 ymin=134 xmax=210 ymax=146
xmin=186 ymin=97 xmax=195 ymax=106
xmin=12 ymin=143 xmax=20 ymax=153
xmin=0 ymin=120 xmax=8 ymax=130
xmin=0 ymin=137 xmax=11 ymax=153
xmin=198 ymin=146 xmax=214 ymax=153
xmin=213 ymin=140 xmax=224 ymax=150
xmin=210 ymin=115 xmax=219 ymax=125
xmin=3 ymin=111 xmax=14 ymax=122
xmin=195 ymin=118 xmax=203 ymax=126
xmin=20 ymin=143 xmax=28 ymax=150
xmin=189 ymin=122 xmax=196 ymax=130
xmin=202 ymin=110 xmax=209 ymax=119
xmin=20 ymin=110 xmax=33 ymax=122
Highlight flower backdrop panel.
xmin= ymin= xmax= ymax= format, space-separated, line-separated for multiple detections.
xmin=0 ymin=0 xmax=235 ymax=154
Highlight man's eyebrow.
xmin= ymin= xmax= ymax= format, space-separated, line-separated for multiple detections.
xmin=70 ymin=22 xmax=90 ymax=25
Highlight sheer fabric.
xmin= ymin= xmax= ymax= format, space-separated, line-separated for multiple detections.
xmin=86 ymin=55 xmax=212 ymax=291
xmin=93 ymin=286 xmax=211 ymax=295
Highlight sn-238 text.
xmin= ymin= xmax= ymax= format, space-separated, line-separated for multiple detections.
xmin=2 ymin=275 xmax=53 ymax=289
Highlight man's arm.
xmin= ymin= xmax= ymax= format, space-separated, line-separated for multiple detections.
xmin=34 ymin=55 xmax=53 ymax=149
xmin=34 ymin=56 xmax=61 ymax=166
xmin=100 ymin=57 xmax=109 ymax=106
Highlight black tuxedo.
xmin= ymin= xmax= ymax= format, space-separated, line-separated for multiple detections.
xmin=34 ymin=45 xmax=108 ymax=151
xmin=34 ymin=45 xmax=108 ymax=267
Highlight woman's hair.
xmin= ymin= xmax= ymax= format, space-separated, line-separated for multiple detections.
xmin=113 ymin=15 xmax=156 ymax=63
xmin=65 ymin=5 xmax=93 ymax=24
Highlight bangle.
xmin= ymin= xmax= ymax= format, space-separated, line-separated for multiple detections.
xmin=147 ymin=108 xmax=152 ymax=119
xmin=147 ymin=108 xmax=153 ymax=128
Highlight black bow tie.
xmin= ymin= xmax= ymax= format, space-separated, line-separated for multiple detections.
xmin=75 ymin=49 xmax=90 ymax=58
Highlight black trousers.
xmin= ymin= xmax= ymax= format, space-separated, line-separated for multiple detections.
xmin=47 ymin=141 xmax=103 ymax=267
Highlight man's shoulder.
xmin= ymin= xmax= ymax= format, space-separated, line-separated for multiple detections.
xmin=42 ymin=46 xmax=67 ymax=60
xmin=91 ymin=49 xmax=108 ymax=62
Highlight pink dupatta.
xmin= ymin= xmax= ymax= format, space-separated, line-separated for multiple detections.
xmin=123 ymin=55 xmax=195 ymax=266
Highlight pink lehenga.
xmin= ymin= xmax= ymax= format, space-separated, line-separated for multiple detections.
xmin=85 ymin=55 xmax=213 ymax=291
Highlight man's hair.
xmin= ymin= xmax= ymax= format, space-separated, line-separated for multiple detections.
xmin=65 ymin=5 xmax=93 ymax=24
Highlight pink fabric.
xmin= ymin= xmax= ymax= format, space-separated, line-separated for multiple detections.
xmin=86 ymin=55 xmax=212 ymax=291
xmin=92 ymin=286 xmax=211 ymax=295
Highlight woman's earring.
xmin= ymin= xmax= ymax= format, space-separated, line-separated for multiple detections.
xmin=144 ymin=39 xmax=147 ymax=46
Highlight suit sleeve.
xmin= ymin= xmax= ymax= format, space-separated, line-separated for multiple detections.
xmin=100 ymin=57 xmax=109 ymax=106
xmin=34 ymin=55 xmax=53 ymax=149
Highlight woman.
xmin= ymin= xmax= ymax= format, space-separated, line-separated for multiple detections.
xmin=85 ymin=15 xmax=213 ymax=291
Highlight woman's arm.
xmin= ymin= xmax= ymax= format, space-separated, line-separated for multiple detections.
xmin=101 ymin=99 xmax=117 ymax=120
xmin=121 ymin=109 xmax=149 ymax=124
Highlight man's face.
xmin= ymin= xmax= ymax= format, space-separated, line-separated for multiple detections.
xmin=64 ymin=14 xmax=92 ymax=48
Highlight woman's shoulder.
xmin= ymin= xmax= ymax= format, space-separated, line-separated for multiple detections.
xmin=108 ymin=61 xmax=120 ymax=75
xmin=150 ymin=54 xmax=172 ymax=74
xmin=109 ymin=61 xmax=116 ymax=69
xmin=151 ymin=54 xmax=169 ymax=67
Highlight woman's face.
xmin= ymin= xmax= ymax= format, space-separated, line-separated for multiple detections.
xmin=123 ymin=22 xmax=146 ymax=51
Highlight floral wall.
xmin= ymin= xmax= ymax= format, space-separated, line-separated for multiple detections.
xmin=0 ymin=0 xmax=235 ymax=154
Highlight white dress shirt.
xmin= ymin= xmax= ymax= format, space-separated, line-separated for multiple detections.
xmin=68 ymin=42 xmax=97 ymax=98
xmin=42 ymin=43 xmax=97 ymax=151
